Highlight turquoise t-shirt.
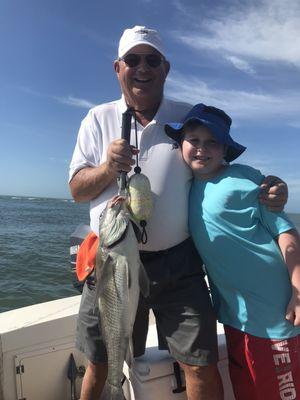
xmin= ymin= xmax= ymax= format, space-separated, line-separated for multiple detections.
xmin=189 ymin=163 xmax=300 ymax=339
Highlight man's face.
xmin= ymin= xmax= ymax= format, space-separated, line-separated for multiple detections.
xmin=114 ymin=44 xmax=170 ymax=109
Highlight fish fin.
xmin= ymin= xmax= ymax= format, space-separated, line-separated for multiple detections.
xmin=139 ymin=261 xmax=150 ymax=298
xmin=106 ymin=213 xmax=128 ymax=248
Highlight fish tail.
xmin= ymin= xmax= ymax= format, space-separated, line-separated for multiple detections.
xmin=106 ymin=382 xmax=126 ymax=400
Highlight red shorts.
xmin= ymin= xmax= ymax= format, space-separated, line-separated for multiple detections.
xmin=224 ymin=325 xmax=300 ymax=400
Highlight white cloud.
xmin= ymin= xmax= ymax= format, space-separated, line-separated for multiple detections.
xmin=54 ymin=96 xmax=97 ymax=109
xmin=166 ymin=71 xmax=300 ymax=120
xmin=172 ymin=0 xmax=191 ymax=17
xmin=17 ymin=85 xmax=96 ymax=109
xmin=288 ymin=121 xmax=300 ymax=129
xmin=173 ymin=0 xmax=300 ymax=68
xmin=225 ymin=56 xmax=255 ymax=75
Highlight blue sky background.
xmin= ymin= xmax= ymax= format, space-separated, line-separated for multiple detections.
xmin=1 ymin=0 xmax=299 ymax=211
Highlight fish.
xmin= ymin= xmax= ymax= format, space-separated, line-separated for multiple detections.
xmin=95 ymin=195 xmax=150 ymax=400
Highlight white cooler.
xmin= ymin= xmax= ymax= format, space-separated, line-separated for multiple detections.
xmin=123 ymin=322 xmax=235 ymax=400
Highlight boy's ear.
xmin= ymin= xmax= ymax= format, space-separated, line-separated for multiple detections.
xmin=223 ymin=145 xmax=228 ymax=158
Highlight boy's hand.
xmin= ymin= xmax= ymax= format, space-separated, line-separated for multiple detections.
xmin=259 ymin=175 xmax=288 ymax=212
xmin=286 ymin=292 xmax=300 ymax=326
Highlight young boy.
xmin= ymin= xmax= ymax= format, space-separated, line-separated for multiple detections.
xmin=165 ymin=104 xmax=300 ymax=400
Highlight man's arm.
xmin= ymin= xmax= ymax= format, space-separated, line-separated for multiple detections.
xmin=277 ymin=229 xmax=300 ymax=326
xmin=70 ymin=164 xmax=116 ymax=202
xmin=69 ymin=139 xmax=137 ymax=202
xmin=259 ymin=175 xmax=288 ymax=212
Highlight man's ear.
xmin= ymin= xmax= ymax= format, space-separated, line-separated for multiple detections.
xmin=114 ymin=60 xmax=120 ymax=74
xmin=164 ymin=60 xmax=170 ymax=77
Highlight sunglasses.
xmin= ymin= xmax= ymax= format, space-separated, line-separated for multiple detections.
xmin=118 ymin=53 xmax=165 ymax=68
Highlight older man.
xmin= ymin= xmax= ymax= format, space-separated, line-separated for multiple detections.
xmin=69 ymin=26 xmax=287 ymax=400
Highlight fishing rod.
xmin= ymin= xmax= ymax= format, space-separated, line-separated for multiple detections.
xmin=119 ymin=108 xmax=133 ymax=194
xmin=119 ymin=107 xmax=153 ymax=244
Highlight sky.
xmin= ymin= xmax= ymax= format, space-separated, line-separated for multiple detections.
xmin=0 ymin=0 xmax=299 ymax=212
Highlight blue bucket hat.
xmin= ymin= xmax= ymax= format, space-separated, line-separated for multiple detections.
xmin=165 ymin=103 xmax=246 ymax=162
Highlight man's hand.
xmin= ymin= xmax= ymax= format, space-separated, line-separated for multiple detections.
xmin=259 ymin=175 xmax=288 ymax=212
xmin=286 ymin=291 xmax=300 ymax=327
xmin=106 ymin=139 xmax=138 ymax=176
xmin=70 ymin=139 xmax=139 ymax=202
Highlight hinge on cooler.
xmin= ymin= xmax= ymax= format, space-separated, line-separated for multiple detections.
xmin=16 ymin=365 xmax=25 ymax=374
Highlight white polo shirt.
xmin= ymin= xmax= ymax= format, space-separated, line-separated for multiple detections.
xmin=69 ymin=96 xmax=192 ymax=251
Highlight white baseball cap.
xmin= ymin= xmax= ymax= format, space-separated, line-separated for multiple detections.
xmin=118 ymin=25 xmax=165 ymax=58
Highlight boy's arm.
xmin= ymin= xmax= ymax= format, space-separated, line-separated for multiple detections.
xmin=277 ymin=229 xmax=300 ymax=326
xmin=259 ymin=175 xmax=288 ymax=212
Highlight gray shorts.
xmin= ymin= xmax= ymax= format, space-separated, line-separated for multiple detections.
xmin=75 ymin=238 xmax=218 ymax=366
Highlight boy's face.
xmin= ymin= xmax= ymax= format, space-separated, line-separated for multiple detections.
xmin=182 ymin=125 xmax=226 ymax=179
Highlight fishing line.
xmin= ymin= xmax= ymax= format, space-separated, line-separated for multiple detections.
xmin=130 ymin=109 xmax=148 ymax=244
xmin=133 ymin=112 xmax=141 ymax=174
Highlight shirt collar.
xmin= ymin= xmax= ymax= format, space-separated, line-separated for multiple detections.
xmin=116 ymin=95 xmax=169 ymax=127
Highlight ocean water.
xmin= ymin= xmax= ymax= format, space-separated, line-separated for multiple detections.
xmin=0 ymin=195 xmax=89 ymax=313
xmin=0 ymin=195 xmax=300 ymax=314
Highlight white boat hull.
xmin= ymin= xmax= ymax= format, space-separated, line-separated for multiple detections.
xmin=0 ymin=296 xmax=234 ymax=400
